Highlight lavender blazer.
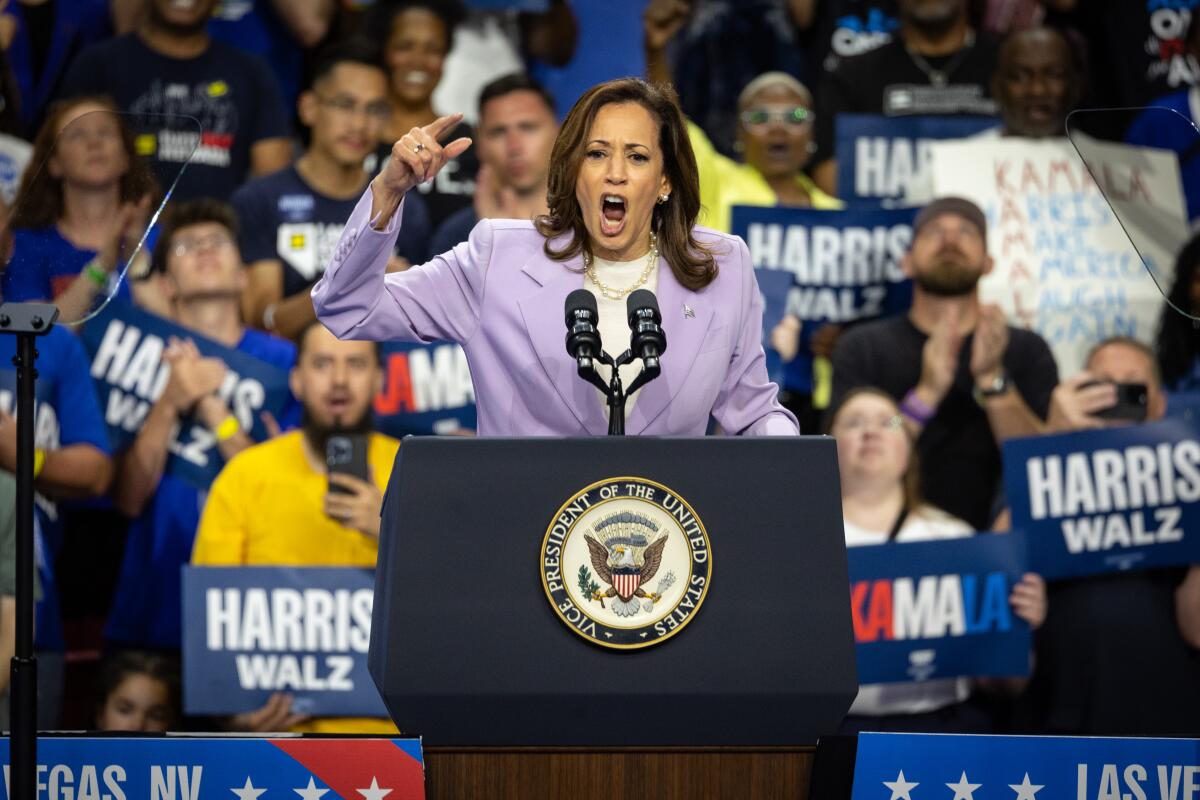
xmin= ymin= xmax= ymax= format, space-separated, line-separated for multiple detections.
xmin=312 ymin=190 xmax=799 ymax=436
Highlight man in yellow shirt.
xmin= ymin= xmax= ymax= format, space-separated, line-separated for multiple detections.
xmin=192 ymin=321 xmax=400 ymax=733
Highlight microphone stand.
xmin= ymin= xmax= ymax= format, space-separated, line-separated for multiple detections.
xmin=575 ymin=348 xmax=662 ymax=436
xmin=0 ymin=301 xmax=56 ymax=800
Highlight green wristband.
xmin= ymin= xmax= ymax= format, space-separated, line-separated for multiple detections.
xmin=83 ymin=260 xmax=108 ymax=287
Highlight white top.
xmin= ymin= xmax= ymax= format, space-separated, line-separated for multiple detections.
xmin=844 ymin=504 xmax=975 ymax=717
xmin=587 ymin=251 xmax=659 ymax=419
xmin=432 ymin=12 xmax=523 ymax=126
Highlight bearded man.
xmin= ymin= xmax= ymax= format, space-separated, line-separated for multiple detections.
xmin=830 ymin=197 xmax=1058 ymax=529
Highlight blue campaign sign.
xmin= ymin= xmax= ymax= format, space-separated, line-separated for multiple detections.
xmin=835 ymin=114 xmax=999 ymax=202
xmin=182 ymin=567 xmax=389 ymax=718
xmin=756 ymin=267 xmax=792 ymax=387
xmin=852 ymin=731 xmax=1200 ymax=800
xmin=374 ymin=340 xmax=477 ymax=436
xmin=733 ymin=204 xmax=915 ymax=391
xmin=1004 ymin=418 xmax=1200 ymax=579
xmin=78 ymin=301 xmax=293 ymax=489
xmin=0 ymin=736 xmax=424 ymax=800
xmin=846 ymin=534 xmax=1031 ymax=684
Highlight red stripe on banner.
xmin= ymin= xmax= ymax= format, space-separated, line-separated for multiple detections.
xmin=271 ymin=738 xmax=425 ymax=799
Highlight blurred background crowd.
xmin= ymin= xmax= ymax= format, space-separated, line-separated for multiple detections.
xmin=0 ymin=0 xmax=1198 ymax=738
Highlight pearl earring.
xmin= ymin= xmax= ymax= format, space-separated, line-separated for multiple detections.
xmin=657 ymin=194 xmax=669 ymax=204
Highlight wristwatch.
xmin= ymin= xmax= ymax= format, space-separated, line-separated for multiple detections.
xmin=974 ymin=371 xmax=1010 ymax=404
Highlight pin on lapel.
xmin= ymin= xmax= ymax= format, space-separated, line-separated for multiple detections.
xmin=683 ymin=304 xmax=695 ymax=319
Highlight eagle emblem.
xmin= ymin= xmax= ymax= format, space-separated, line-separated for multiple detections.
xmin=583 ymin=512 xmax=669 ymax=617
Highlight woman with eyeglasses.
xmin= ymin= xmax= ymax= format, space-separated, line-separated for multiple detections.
xmin=685 ymin=72 xmax=841 ymax=234
xmin=0 ymin=96 xmax=159 ymax=321
xmin=829 ymin=387 xmax=1047 ymax=732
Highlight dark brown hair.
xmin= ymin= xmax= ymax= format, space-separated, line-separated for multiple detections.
xmin=151 ymin=198 xmax=240 ymax=274
xmin=534 ymin=77 xmax=717 ymax=290
xmin=10 ymin=96 xmax=157 ymax=230
xmin=95 ymin=650 xmax=181 ymax=730
xmin=826 ymin=387 xmax=923 ymax=511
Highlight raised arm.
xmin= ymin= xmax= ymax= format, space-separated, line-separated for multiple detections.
xmin=311 ymin=115 xmax=484 ymax=344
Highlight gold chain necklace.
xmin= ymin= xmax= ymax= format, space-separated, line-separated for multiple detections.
xmin=584 ymin=233 xmax=659 ymax=300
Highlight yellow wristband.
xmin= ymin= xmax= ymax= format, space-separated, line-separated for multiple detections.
xmin=33 ymin=448 xmax=45 ymax=479
xmin=214 ymin=415 xmax=240 ymax=442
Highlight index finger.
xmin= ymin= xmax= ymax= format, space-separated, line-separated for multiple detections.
xmin=424 ymin=112 xmax=464 ymax=140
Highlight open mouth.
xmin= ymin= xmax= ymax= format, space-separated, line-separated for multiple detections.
xmin=766 ymin=142 xmax=792 ymax=159
xmin=600 ymin=194 xmax=626 ymax=236
xmin=326 ymin=394 xmax=352 ymax=416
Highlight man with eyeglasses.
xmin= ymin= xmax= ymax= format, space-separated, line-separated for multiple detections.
xmin=830 ymin=196 xmax=1058 ymax=530
xmin=233 ymin=39 xmax=433 ymax=341
xmin=105 ymin=199 xmax=298 ymax=655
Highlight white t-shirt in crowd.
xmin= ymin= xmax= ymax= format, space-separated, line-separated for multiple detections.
xmin=844 ymin=504 xmax=975 ymax=717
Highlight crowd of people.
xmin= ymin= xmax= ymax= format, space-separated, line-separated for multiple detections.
xmin=0 ymin=0 xmax=1197 ymax=738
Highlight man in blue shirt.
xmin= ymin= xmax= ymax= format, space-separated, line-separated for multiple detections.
xmin=234 ymin=39 xmax=431 ymax=341
xmin=105 ymin=199 xmax=297 ymax=651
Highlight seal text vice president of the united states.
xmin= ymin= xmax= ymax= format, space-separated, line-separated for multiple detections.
xmin=313 ymin=78 xmax=798 ymax=436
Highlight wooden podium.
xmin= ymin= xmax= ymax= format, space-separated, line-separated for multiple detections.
xmin=423 ymin=746 xmax=815 ymax=799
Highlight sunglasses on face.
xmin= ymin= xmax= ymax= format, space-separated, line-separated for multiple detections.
xmin=740 ymin=106 xmax=814 ymax=129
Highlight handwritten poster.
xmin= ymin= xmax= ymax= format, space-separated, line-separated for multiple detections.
xmin=927 ymin=138 xmax=1188 ymax=373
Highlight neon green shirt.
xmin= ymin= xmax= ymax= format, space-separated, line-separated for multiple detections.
xmin=689 ymin=121 xmax=842 ymax=233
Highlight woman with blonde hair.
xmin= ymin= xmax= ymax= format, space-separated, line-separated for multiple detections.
xmin=829 ymin=387 xmax=1046 ymax=731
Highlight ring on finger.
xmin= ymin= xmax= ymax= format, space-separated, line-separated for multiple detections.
xmin=413 ymin=142 xmax=426 ymax=153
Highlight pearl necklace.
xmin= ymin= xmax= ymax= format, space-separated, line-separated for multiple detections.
xmin=584 ymin=233 xmax=659 ymax=300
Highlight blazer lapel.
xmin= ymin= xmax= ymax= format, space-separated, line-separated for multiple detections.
xmin=516 ymin=246 xmax=607 ymax=434
xmin=625 ymin=261 xmax=714 ymax=434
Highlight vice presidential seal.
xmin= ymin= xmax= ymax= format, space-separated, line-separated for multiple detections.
xmin=540 ymin=477 xmax=711 ymax=650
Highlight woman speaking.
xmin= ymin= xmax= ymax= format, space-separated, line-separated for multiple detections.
xmin=312 ymin=78 xmax=797 ymax=436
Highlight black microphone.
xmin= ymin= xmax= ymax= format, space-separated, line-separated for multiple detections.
xmin=627 ymin=289 xmax=666 ymax=369
xmin=565 ymin=289 xmax=602 ymax=369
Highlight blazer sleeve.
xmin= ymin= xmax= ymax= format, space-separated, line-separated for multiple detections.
xmin=710 ymin=237 xmax=801 ymax=436
xmin=312 ymin=188 xmax=494 ymax=345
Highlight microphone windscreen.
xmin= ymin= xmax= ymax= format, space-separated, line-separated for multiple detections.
xmin=565 ymin=288 xmax=598 ymax=325
xmin=626 ymin=289 xmax=660 ymax=326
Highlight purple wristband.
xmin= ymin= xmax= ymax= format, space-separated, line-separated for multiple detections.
xmin=900 ymin=389 xmax=934 ymax=424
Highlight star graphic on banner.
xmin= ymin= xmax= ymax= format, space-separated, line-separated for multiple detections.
xmin=884 ymin=770 xmax=919 ymax=800
xmin=357 ymin=777 xmax=392 ymax=800
xmin=947 ymin=771 xmax=982 ymax=800
xmin=231 ymin=777 xmax=267 ymax=800
xmin=294 ymin=777 xmax=329 ymax=800
xmin=1009 ymin=773 xmax=1044 ymax=800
